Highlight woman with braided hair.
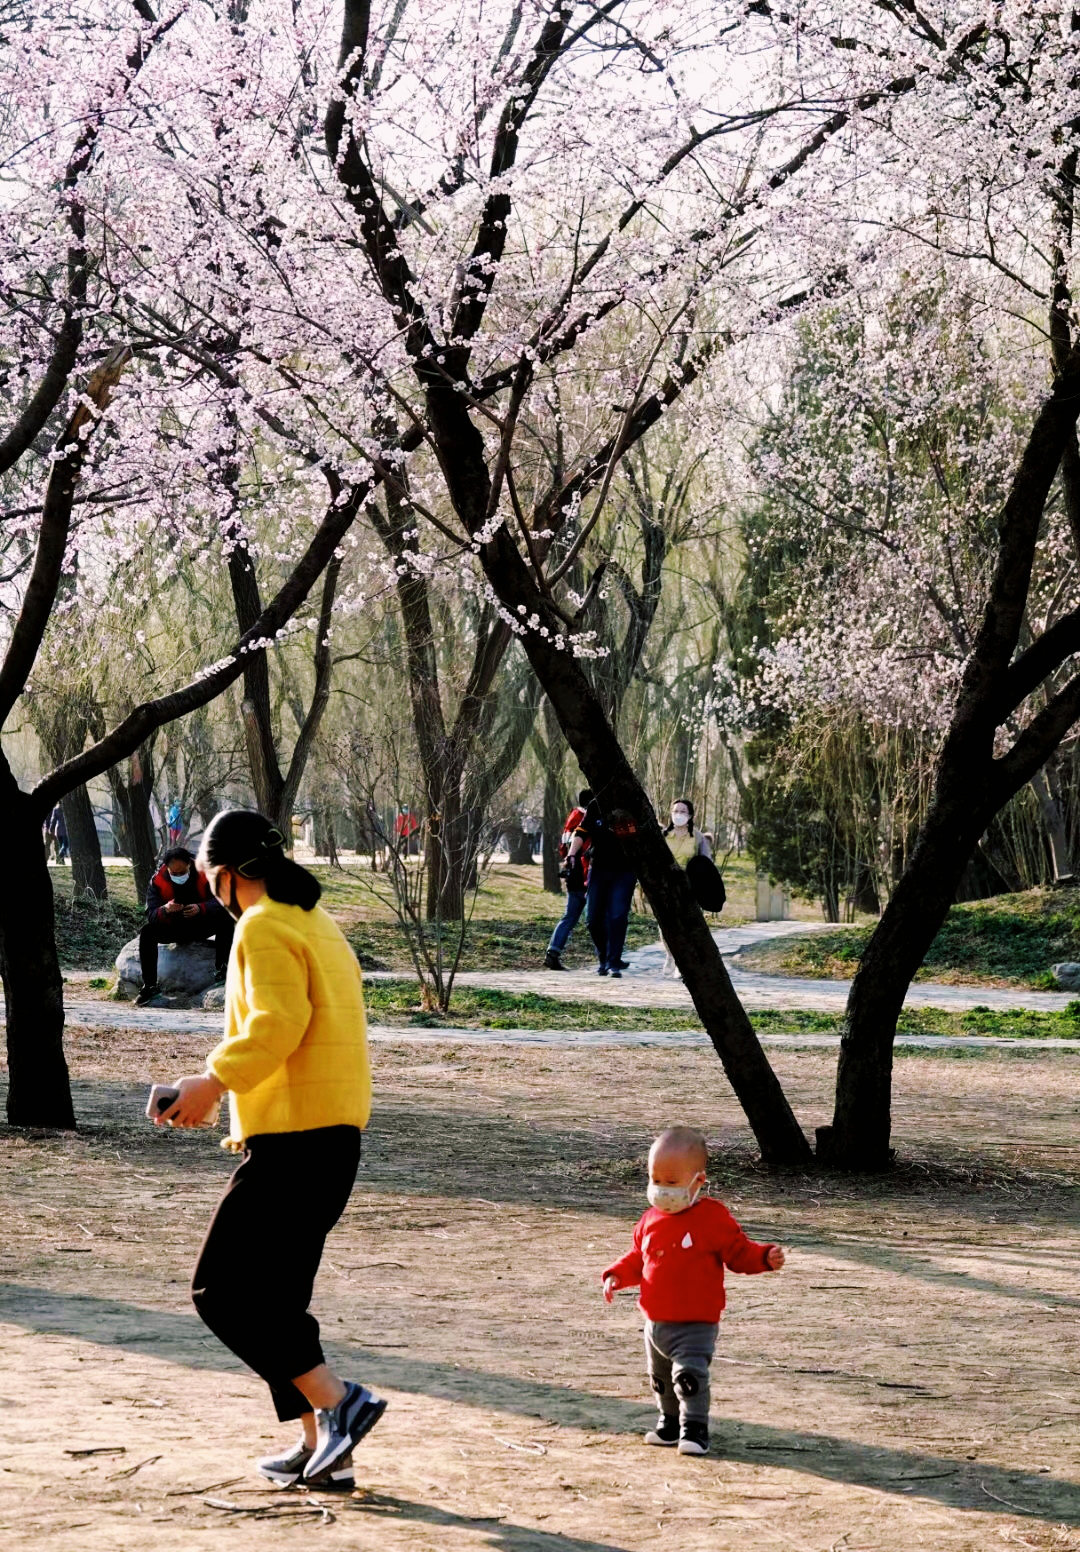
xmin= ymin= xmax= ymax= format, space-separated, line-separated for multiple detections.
xmin=155 ymin=808 xmax=385 ymax=1490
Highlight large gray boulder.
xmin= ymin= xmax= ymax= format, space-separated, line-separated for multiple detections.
xmin=1052 ymin=962 xmax=1080 ymax=991
xmin=116 ymin=936 xmax=218 ymax=1000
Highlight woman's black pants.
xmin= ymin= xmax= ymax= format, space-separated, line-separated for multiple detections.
xmin=191 ymin=1125 xmax=362 ymax=1422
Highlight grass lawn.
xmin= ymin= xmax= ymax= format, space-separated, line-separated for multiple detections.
xmin=52 ymin=854 xmax=757 ymax=973
xmin=734 ymin=885 xmax=1080 ymax=989
xmin=362 ymin=976 xmax=1080 ymax=1040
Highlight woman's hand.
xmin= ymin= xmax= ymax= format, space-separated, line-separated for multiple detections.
xmin=766 ymin=1245 xmax=786 ymax=1270
xmin=158 ymin=1073 xmax=225 ymax=1128
xmin=602 ymin=1276 xmax=618 ymax=1303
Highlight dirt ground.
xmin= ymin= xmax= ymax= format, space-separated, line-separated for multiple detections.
xmin=2 ymin=1027 xmax=1080 ymax=1552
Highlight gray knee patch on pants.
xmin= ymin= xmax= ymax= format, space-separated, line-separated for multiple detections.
xmin=673 ymin=1369 xmax=701 ymax=1398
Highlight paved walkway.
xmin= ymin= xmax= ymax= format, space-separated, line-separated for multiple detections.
xmin=55 ymin=919 xmax=1078 ymax=1048
xmin=367 ymin=919 xmax=1077 ymax=1015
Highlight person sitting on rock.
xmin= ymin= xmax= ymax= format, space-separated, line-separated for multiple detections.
xmin=137 ymin=847 xmax=235 ymax=1006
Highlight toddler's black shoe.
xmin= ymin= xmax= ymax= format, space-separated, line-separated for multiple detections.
xmin=678 ymin=1421 xmax=709 ymax=1456
xmin=644 ymin=1414 xmax=680 ymax=1447
xmin=135 ymin=983 xmax=161 ymax=1006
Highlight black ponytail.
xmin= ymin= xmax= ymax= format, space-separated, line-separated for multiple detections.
xmin=198 ymin=809 xmax=322 ymax=911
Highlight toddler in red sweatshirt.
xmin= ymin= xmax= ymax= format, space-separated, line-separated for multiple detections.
xmin=602 ymin=1125 xmax=785 ymax=1455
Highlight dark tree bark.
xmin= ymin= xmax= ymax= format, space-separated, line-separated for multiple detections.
xmin=505 ymin=824 xmax=534 ymax=865
xmin=1 ymin=759 xmax=72 ymax=1127
xmin=61 ymin=785 xmax=107 ymax=900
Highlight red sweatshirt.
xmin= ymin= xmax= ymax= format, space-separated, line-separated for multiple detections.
xmin=602 ymin=1197 xmax=776 ymax=1323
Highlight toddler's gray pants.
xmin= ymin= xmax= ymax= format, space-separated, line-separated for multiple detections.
xmin=644 ymin=1318 xmax=718 ymax=1424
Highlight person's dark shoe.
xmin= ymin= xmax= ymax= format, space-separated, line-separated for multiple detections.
xmin=213 ymin=968 xmax=228 ymax=985
xmin=543 ymin=951 xmax=566 ymax=971
xmin=135 ymin=983 xmax=161 ymax=1007
xmin=609 ymin=968 xmax=622 ymax=978
xmin=304 ymin=1383 xmax=386 ymax=1481
xmin=678 ymin=1421 xmax=710 ymax=1456
xmin=615 ymin=959 xmax=630 ymax=969
xmin=597 ymin=965 xmax=609 ymax=976
xmin=644 ymin=1414 xmax=680 ymax=1447
xmin=256 ymin=1440 xmax=355 ymax=1491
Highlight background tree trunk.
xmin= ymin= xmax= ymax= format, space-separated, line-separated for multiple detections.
xmin=61 ymin=784 xmax=107 ymax=899
xmin=505 ymin=823 xmax=534 ymax=865
xmin=539 ymin=697 xmax=568 ymax=894
xmin=1 ymin=769 xmax=73 ymax=1128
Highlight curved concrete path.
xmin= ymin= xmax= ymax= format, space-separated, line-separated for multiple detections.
xmin=54 ymin=919 xmax=1078 ymax=1049
xmin=391 ymin=919 xmax=1078 ymax=1015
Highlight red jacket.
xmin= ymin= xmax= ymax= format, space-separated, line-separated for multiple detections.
xmin=145 ymin=863 xmax=215 ymax=924
xmin=560 ymin=805 xmax=591 ymax=885
xmin=603 ymin=1197 xmax=776 ymax=1323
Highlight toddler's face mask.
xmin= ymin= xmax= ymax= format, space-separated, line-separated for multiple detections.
xmin=670 ymin=807 xmax=690 ymax=827
xmin=647 ymin=1175 xmax=705 ymax=1214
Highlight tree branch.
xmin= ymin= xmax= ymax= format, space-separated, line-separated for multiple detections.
xmin=0 ymin=346 xmax=131 ymax=730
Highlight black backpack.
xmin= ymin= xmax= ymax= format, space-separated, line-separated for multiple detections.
xmin=686 ymin=853 xmax=726 ymax=913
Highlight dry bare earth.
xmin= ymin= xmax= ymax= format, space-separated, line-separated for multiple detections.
xmin=1 ymin=1025 xmax=1079 ymax=1551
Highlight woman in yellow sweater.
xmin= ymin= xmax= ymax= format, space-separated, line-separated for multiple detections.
xmin=157 ymin=809 xmax=384 ymax=1490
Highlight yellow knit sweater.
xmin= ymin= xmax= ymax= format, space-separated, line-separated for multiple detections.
xmin=207 ymin=896 xmax=371 ymax=1150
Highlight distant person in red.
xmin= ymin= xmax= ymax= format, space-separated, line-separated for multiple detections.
xmin=136 ymin=848 xmax=235 ymax=1006
xmin=543 ymin=788 xmax=593 ymax=971
xmin=394 ymin=806 xmax=420 ymax=856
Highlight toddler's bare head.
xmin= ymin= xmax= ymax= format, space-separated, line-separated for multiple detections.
xmin=647 ymin=1127 xmax=708 ymax=1213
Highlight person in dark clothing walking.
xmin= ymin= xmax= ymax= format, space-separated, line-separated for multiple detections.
xmin=566 ymin=799 xmax=638 ymax=978
xmin=137 ymin=847 xmax=234 ymax=1004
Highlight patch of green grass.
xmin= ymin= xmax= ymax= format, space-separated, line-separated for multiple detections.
xmin=348 ymin=912 xmax=657 ymax=974
xmin=735 ymin=887 xmax=1080 ymax=989
xmin=361 ymin=979 xmax=1080 ymax=1040
xmin=53 ymin=895 xmax=144 ymax=970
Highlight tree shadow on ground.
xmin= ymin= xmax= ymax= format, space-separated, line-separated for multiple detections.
xmin=36 ymin=1078 xmax=1080 ymax=1229
xmin=329 ymin=1491 xmax=636 ymax=1552
xmin=1 ymin=1282 xmax=1077 ymax=1526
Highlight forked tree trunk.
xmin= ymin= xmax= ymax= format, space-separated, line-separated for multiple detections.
xmin=61 ymin=783 xmax=107 ymax=900
xmin=2 ymin=775 xmax=73 ymax=1128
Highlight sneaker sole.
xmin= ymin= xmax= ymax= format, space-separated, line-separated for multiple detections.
xmin=304 ymin=1397 xmax=387 ymax=1479
xmin=644 ymin=1434 xmax=679 ymax=1447
xmin=677 ymin=1439 xmax=709 ymax=1455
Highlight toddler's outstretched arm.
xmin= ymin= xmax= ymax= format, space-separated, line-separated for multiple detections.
xmin=601 ymin=1239 xmax=643 ymax=1301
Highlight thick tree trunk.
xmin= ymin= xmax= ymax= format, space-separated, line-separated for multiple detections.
xmin=817 ymin=795 xmax=981 ymax=1169
xmin=2 ymin=775 xmax=74 ymax=1128
xmin=61 ymin=783 xmax=107 ymax=900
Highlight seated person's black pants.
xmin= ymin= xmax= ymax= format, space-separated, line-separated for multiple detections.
xmin=138 ymin=906 xmax=234 ymax=986
xmin=191 ymin=1126 xmax=362 ymax=1421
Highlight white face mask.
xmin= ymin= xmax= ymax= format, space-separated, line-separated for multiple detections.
xmin=168 ymin=871 xmax=190 ymax=886
xmin=670 ymin=808 xmax=690 ymax=828
xmin=647 ymin=1177 xmax=705 ymax=1214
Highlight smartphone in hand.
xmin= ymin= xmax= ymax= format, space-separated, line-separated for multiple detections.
xmin=146 ymin=1084 xmax=179 ymax=1120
